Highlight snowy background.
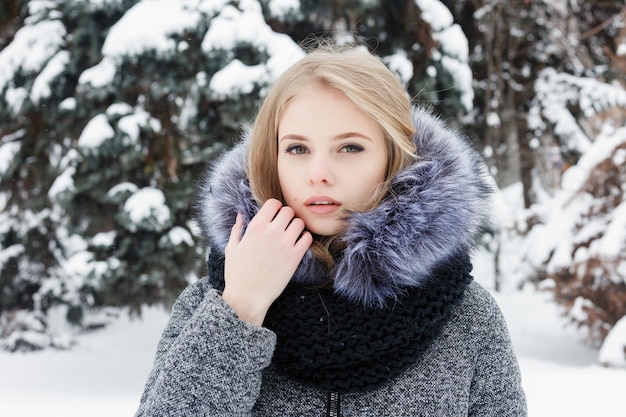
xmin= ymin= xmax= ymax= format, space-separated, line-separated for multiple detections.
xmin=1 ymin=0 xmax=626 ymax=415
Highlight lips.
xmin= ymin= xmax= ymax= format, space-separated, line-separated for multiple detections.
xmin=304 ymin=196 xmax=341 ymax=214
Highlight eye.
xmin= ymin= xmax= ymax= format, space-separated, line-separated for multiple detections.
xmin=341 ymin=144 xmax=364 ymax=153
xmin=285 ymin=144 xmax=308 ymax=155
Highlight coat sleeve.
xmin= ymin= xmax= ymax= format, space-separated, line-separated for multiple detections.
xmin=468 ymin=285 xmax=528 ymax=417
xmin=134 ymin=279 xmax=277 ymax=417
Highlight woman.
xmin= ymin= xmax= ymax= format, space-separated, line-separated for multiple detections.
xmin=135 ymin=46 xmax=527 ymax=416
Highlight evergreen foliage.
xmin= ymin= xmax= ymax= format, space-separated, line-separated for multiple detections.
xmin=0 ymin=0 xmax=300 ymax=350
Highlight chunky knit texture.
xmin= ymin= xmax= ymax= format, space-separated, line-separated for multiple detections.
xmin=265 ymin=255 xmax=473 ymax=392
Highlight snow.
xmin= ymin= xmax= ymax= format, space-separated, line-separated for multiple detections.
xmin=415 ymin=0 xmax=474 ymax=111
xmin=102 ymin=0 xmax=203 ymax=58
xmin=268 ymin=0 xmax=300 ymax=17
xmin=599 ymin=316 xmax=626 ymax=368
xmin=0 ymin=141 xmax=21 ymax=174
xmin=415 ymin=0 xmax=453 ymax=31
xmin=77 ymin=114 xmax=115 ymax=148
xmin=203 ymin=5 xmax=273 ymax=52
xmin=62 ymin=251 xmax=96 ymax=279
xmin=117 ymin=108 xmax=161 ymax=146
xmin=105 ymin=102 xmax=133 ymax=117
xmin=0 ymin=306 xmax=167 ymax=416
xmin=486 ymin=111 xmax=500 ymax=127
xmin=4 ymin=87 xmax=29 ymax=114
xmin=209 ymin=59 xmax=266 ymax=99
xmin=122 ymin=187 xmax=172 ymax=232
xmin=1 ymin=260 xmax=625 ymax=416
xmin=0 ymin=244 xmax=24 ymax=271
xmin=0 ymin=20 xmax=65 ymax=90
xmin=78 ymin=56 xmax=116 ymax=88
xmin=437 ymin=24 xmax=468 ymax=61
xmin=31 ymin=50 xmax=70 ymax=103
xmin=383 ymin=50 xmax=413 ymax=85
xmin=561 ymin=126 xmax=626 ymax=192
xmin=592 ymin=201 xmax=626 ymax=262
xmin=92 ymin=231 xmax=117 ymax=247
xmin=107 ymin=182 xmax=139 ymax=197
xmin=511 ymin=124 xmax=626 ymax=284
xmin=202 ymin=3 xmax=304 ymax=93
xmin=162 ymin=226 xmax=194 ymax=247
xmin=440 ymin=55 xmax=473 ymax=110
xmin=0 ymin=15 xmax=66 ymax=113
xmin=534 ymin=68 xmax=626 ymax=155
xmin=59 ymin=97 xmax=76 ymax=110
xmin=68 ymin=0 xmax=125 ymax=11
xmin=48 ymin=166 xmax=76 ymax=201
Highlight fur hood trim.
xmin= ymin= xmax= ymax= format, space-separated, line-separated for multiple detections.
xmin=196 ymin=107 xmax=492 ymax=307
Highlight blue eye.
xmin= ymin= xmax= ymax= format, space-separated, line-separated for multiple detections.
xmin=285 ymin=144 xmax=307 ymax=155
xmin=341 ymin=144 xmax=364 ymax=153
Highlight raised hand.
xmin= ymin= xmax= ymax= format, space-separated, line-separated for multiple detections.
xmin=222 ymin=199 xmax=313 ymax=326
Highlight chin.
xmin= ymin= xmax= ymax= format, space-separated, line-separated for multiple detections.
xmin=307 ymin=222 xmax=343 ymax=237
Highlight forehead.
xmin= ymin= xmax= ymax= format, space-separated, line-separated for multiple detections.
xmin=278 ymin=85 xmax=383 ymax=139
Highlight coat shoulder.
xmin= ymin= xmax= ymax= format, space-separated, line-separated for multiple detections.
xmin=450 ymin=280 xmax=512 ymax=337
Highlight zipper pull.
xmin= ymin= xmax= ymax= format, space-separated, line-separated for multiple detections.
xmin=326 ymin=391 xmax=341 ymax=417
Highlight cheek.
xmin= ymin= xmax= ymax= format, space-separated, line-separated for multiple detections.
xmin=276 ymin=158 xmax=289 ymax=191
xmin=277 ymin=166 xmax=296 ymax=203
xmin=354 ymin=159 xmax=386 ymax=205
xmin=364 ymin=155 xmax=387 ymax=184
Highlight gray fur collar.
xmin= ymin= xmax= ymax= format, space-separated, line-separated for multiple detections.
xmin=197 ymin=107 xmax=492 ymax=307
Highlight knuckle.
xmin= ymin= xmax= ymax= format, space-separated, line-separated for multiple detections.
xmin=280 ymin=205 xmax=295 ymax=218
xmin=290 ymin=217 xmax=305 ymax=230
xmin=264 ymin=198 xmax=282 ymax=210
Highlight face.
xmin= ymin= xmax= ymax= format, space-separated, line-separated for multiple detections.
xmin=277 ymin=85 xmax=388 ymax=236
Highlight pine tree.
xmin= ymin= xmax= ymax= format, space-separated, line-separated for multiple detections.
xmin=262 ymin=0 xmax=474 ymax=122
xmin=0 ymin=0 xmax=303 ymax=350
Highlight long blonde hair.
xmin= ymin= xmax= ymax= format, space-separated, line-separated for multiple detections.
xmin=248 ymin=45 xmax=417 ymax=267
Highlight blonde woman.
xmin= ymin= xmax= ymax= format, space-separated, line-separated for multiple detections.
xmin=135 ymin=46 xmax=527 ymax=416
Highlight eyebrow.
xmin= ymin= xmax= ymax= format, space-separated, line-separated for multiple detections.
xmin=278 ymin=132 xmax=374 ymax=142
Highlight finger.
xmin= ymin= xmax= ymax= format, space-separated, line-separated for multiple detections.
xmin=227 ymin=212 xmax=244 ymax=245
xmin=284 ymin=216 xmax=306 ymax=240
xmin=272 ymin=205 xmax=296 ymax=229
xmin=294 ymin=230 xmax=313 ymax=253
xmin=253 ymin=199 xmax=283 ymax=223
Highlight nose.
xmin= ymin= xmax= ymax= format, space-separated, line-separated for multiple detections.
xmin=307 ymin=154 xmax=335 ymax=186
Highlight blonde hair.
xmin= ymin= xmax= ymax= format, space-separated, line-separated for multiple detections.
xmin=248 ymin=45 xmax=417 ymax=267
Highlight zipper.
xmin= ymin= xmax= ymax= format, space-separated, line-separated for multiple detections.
xmin=326 ymin=391 xmax=341 ymax=417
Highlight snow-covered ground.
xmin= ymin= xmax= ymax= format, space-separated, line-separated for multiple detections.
xmin=495 ymin=288 xmax=625 ymax=416
xmin=1 ymin=278 xmax=624 ymax=416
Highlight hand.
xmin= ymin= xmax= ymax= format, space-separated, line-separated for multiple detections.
xmin=222 ymin=199 xmax=313 ymax=326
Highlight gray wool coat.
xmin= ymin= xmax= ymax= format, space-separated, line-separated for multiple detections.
xmin=135 ymin=108 xmax=527 ymax=416
xmin=134 ymin=280 xmax=526 ymax=416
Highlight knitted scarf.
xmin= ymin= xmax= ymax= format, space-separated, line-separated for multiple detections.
xmin=208 ymin=253 xmax=473 ymax=393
